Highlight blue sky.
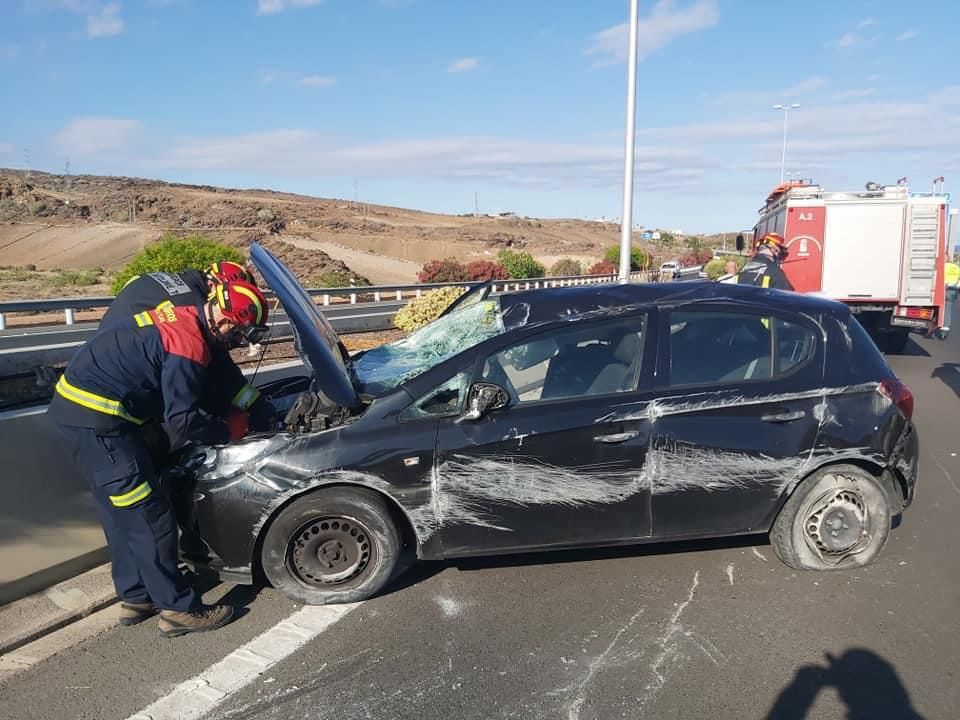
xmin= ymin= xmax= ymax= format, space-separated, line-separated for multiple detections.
xmin=1 ymin=0 xmax=958 ymax=232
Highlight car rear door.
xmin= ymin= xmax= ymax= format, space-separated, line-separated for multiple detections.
xmin=649 ymin=305 xmax=825 ymax=538
xmin=432 ymin=312 xmax=656 ymax=557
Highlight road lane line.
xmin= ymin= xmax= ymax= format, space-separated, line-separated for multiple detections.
xmin=126 ymin=603 xmax=359 ymax=720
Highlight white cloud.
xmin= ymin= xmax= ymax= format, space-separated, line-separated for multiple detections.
xmin=260 ymin=69 xmax=277 ymax=84
xmin=834 ymin=31 xmax=859 ymax=48
xmin=300 ymin=74 xmax=336 ymax=87
xmin=833 ymin=88 xmax=876 ymax=101
xmin=87 ymin=2 xmax=123 ymax=38
xmin=897 ymin=30 xmax=918 ymax=41
xmin=711 ymin=76 xmax=827 ymax=107
xmin=584 ymin=0 xmax=719 ymax=67
xmin=52 ymin=117 xmax=142 ymax=155
xmin=857 ymin=17 xmax=876 ymax=29
xmin=830 ymin=20 xmax=883 ymax=50
xmin=257 ymin=0 xmax=322 ymax=15
xmin=447 ymin=57 xmax=480 ymax=74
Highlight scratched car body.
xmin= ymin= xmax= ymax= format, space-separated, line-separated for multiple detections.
xmin=169 ymin=242 xmax=918 ymax=605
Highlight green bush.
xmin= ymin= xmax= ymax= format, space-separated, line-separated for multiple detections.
xmin=497 ymin=249 xmax=545 ymax=279
xmin=603 ymin=245 xmax=650 ymax=270
xmin=393 ymin=286 xmax=465 ymax=332
xmin=704 ymin=255 xmax=747 ymax=280
xmin=47 ymin=269 xmax=101 ymax=288
xmin=112 ymin=234 xmax=244 ymax=294
xmin=311 ymin=270 xmax=370 ymax=288
xmin=550 ymin=258 xmax=583 ymax=277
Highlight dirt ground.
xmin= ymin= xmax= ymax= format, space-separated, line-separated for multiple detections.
xmin=0 ymin=169 xmax=717 ymax=302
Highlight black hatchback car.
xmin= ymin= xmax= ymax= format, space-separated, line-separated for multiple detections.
xmin=170 ymin=243 xmax=918 ymax=604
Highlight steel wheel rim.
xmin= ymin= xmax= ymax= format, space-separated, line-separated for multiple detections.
xmin=805 ymin=487 xmax=869 ymax=557
xmin=289 ymin=515 xmax=376 ymax=588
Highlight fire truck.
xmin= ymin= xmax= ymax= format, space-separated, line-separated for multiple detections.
xmin=739 ymin=179 xmax=952 ymax=352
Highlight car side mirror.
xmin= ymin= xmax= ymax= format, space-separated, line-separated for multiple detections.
xmin=736 ymin=234 xmax=745 ymax=252
xmin=455 ymin=383 xmax=510 ymax=423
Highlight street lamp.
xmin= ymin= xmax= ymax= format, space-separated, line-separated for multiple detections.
xmin=618 ymin=0 xmax=640 ymax=284
xmin=773 ymin=103 xmax=800 ymax=185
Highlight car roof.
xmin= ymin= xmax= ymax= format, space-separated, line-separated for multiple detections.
xmin=497 ymin=281 xmax=850 ymax=329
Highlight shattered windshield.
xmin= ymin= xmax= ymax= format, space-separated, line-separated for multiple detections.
xmin=353 ymin=298 xmax=505 ymax=396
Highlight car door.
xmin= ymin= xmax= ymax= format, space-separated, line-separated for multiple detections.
xmin=649 ymin=306 xmax=824 ymax=538
xmin=432 ymin=312 xmax=656 ymax=557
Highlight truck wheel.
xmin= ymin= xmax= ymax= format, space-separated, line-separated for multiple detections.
xmin=260 ymin=486 xmax=401 ymax=605
xmin=770 ymin=465 xmax=894 ymax=571
xmin=879 ymin=329 xmax=910 ymax=354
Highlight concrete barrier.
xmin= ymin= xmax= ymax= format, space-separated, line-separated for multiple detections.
xmin=0 ymin=360 xmax=308 ymax=607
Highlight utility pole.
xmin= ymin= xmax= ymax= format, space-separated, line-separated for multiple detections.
xmin=64 ymin=159 xmax=72 ymax=204
xmin=773 ymin=103 xmax=800 ymax=185
xmin=618 ymin=0 xmax=640 ymax=284
xmin=353 ymin=180 xmax=358 ymax=209
xmin=474 ymin=191 xmax=479 ymax=221
xmin=23 ymin=147 xmax=31 ymax=181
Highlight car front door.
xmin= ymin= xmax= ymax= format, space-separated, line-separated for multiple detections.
xmin=649 ymin=306 xmax=825 ymax=538
xmin=431 ymin=313 xmax=656 ymax=557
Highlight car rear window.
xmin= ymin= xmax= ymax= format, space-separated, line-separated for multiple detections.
xmin=842 ymin=316 xmax=894 ymax=382
xmin=669 ymin=310 xmax=816 ymax=387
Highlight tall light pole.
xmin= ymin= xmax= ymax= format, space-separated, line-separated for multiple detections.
xmin=618 ymin=0 xmax=640 ymax=284
xmin=773 ymin=103 xmax=799 ymax=185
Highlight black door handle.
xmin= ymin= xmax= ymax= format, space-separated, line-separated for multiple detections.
xmin=761 ymin=410 xmax=806 ymax=423
xmin=593 ymin=431 xmax=639 ymax=444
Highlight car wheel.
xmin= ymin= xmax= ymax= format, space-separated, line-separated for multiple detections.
xmin=260 ymin=486 xmax=401 ymax=604
xmin=770 ymin=464 xmax=894 ymax=571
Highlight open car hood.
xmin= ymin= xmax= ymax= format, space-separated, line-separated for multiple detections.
xmin=249 ymin=242 xmax=360 ymax=409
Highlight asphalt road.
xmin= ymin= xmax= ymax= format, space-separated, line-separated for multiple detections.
xmin=1 ymin=331 xmax=957 ymax=720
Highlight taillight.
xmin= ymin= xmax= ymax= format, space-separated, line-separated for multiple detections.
xmin=878 ymin=379 xmax=914 ymax=420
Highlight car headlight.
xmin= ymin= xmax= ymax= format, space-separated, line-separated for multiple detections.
xmin=201 ymin=435 xmax=295 ymax=481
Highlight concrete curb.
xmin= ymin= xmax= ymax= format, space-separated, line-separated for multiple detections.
xmin=0 ymin=563 xmax=117 ymax=656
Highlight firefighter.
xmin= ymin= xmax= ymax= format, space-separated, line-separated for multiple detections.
xmin=736 ymin=232 xmax=795 ymax=291
xmin=48 ymin=278 xmax=270 ymax=638
xmin=943 ymin=259 xmax=959 ymax=336
xmin=104 ymin=262 xmax=277 ymax=435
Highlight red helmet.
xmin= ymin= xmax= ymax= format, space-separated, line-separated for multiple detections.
xmin=207 ymin=261 xmax=255 ymax=285
xmin=759 ymin=232 xmax=785 ymax=249
xmin=213 ymin=279 xmax=269 ymax=328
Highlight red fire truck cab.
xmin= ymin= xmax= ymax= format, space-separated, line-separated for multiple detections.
xmin=743 ymin=180 xmax=950 ymax=352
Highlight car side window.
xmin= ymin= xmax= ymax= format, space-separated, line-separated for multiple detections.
xmin=400 ymin=371 xmax=471 ymax=420
xmin=669 ymin=311 xmax=816 ymax=386
xmin=480 ymin=316 xmax=646 ymax=404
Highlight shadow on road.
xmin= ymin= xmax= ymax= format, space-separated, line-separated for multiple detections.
xmin=931 ymin=363 xmax=960 ymax=399
xmin=766 ymin=648 xmax=925 ymax=720
xmin=380 ymin=533 xmax=767 ymax=598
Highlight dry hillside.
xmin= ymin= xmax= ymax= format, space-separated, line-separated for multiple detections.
xmin=0 ymin=169 xmax=732 ymax=300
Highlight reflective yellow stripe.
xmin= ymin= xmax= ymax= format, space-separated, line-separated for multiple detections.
xmin=232 ymin=384 xmax=261 ymax=410
xmin=122 ymin=274 xmax=141 ymax=290
xmin=762 ymin=275 xmax=771 ymax=288
xmin=230 ymin=284 xmax=264 ymax=325
xmin=109 ymin=481 xmax=152 ymax=508
xmin=156 ymin=300 xmax=174 ymax=311
xmin=55 ymin=376 xmax=144 ymax=425
xmin=134 ymin=311 xmax=153 ymax=327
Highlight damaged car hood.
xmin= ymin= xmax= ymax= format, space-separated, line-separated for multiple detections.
xmin=250 ymin=242 xmax=360 ymax=408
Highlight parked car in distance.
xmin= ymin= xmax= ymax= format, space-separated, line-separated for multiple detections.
xmin=169 ymin=243 xmax=918 ymax=605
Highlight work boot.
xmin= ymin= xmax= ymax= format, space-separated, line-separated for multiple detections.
xmin=118 ymin=601 xmax=158 ymax=627
xmin=158 ymin=604 xmax=235 ymax=638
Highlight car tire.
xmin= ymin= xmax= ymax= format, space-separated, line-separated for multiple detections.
xmin=770 ymin=464 xmax=894 ymax=571
xmin=260 ymin=486 xmax=401 ymax=605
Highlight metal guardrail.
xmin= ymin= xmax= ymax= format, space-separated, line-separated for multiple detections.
xmin=0 ymin=272 xmax=652 ymax=330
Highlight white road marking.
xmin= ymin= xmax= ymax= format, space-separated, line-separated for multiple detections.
xmin=725 ymin=564 xmax=734 ymax=585
xmin=126 ymin=603 xmax=358 ymax=720
xmin=751 ymin=548 xmax=769 ymax=563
